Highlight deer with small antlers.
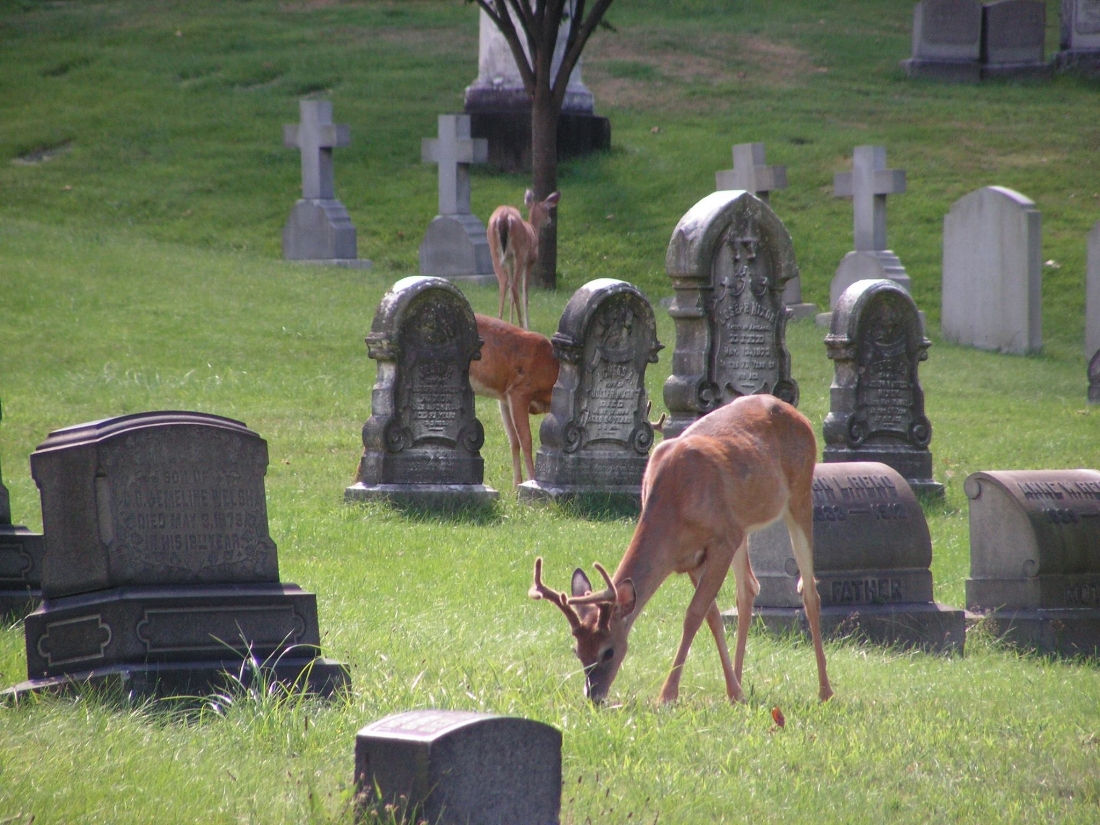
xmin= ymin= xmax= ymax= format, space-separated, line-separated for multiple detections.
xmin=468 ymin=313 xmax=559 ymax=488
xmin=487 ymin=189 xmax=560 ymax=330
xmin=530 ymin=394 xmax=833 ymax=705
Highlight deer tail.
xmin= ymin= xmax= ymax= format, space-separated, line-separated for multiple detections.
xmin=497 ymin=216 xmax=510 ymax=257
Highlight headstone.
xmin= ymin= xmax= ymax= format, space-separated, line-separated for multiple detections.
xmin=0 ymin=399 xmax=45 ymax=617
xmin=727 ymin=462 xmax=966 ymax=653
xmin=518 ymin=279 xmax=662 ymax=508
xmin=4 ymin=411 xmax=349 ymax=699
xmin=419 ymin=114 xmax=493 ymax=283
xmin=965 ymin=470 xmax=1100 ymax=656
xmin=715 ymin=143 xmax=816 ymax=321
xmin=355 ymin=709 xmax=561 ymax=825
xmin=283 ymin=99 xmax=367 ymax=267
xmin=464 ymin=8 xmax=610 ymax=172
xmin=901 ymin=0 xmax=983 ymax=81
xmin=941 ymin=186 xmax=1042 ymax=355
xmin=980 ymin=1 xmax=1048 ymax=77
xmin=345 ymin=277 xmax=498 ymax=508
xmin=1087 ymin=221 xmax=1100 ymax=358
xmin=822 ymin=146 xmax=910 ymax=324
xmin=1089 ymin=349 xmax=1100 ymax=404
xmin=663 ymin=191 xmax=800 ymax=439
xmin=1056 ymin=0 xmax=1100 ymax=72
xmin=822 ymin=280 xmax=943 ymax=498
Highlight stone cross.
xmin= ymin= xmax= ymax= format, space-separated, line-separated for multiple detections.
xmin=284 ymin=100 xmax=350 ymax=200
xmin=422 ymin=115 xmax=488 ymax=216
xmin=833 ymin=146 xmax=906 ymax=252
xmin=715 ymin=143 xmax=787 ymax=203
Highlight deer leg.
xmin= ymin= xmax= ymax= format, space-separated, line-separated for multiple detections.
xmin=689 ymin=570 xmax=740 ymax=703
xmin=731 ymin=537 xmax=758 ymax=697
xmin=507 ymin=394 xmax=536 ymax=484
xmin=785 ymin=507 xmax=833 ymax=702
xmin=519 ymin=268 xmax=529 ymax=330
xmin=498 ymin=399 xmax=523 ymax=488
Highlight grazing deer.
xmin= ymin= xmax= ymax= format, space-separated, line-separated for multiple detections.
xmin=469 ymin=313 xmax=559 ymax=488
xmin=530 ymin=394 xmax=833 ymax=705
xmin=487 ymin=189 xmax=561 ymax=330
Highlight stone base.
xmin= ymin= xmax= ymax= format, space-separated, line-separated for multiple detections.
xmin=0 ymin=525 xmax=45 ymax=617
xmin=980 ymin=62 xmax=1052 ymax=80
xmin=516 ymin=480 xmax=641 ymax=512
xmin=829 ymin=250 xmax=911 ymax=310
xmin=822 ymin=447 xmax=943 ymax=500
xmin=726 ymin=601 xmax=966 ymax=654
xmin=969 ymin=608 xmax=1100 ymax=658
xmin=283 ymin=198 xmax=358 ymax=262
xmin=901 ymin=58 xmax=981 ymax=82
xmin=345 ymin=482 xmax=498 ymax=510
xmin=465 ymin=109 xmax=611 ymax=174
xmin=419 ymin=213 xmax=494 ymax=281
xmin=1055 ymin=50 xmax=1100 ymax=75
xmin=288 ymin=258 xmax=372 ymax=269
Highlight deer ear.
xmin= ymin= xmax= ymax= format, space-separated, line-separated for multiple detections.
xmin=524 ymin=189 xmax=536 ymax=209
xmin=544 ymin=191 xmax=561 ymax=207
xmin=617 ymin=579 xmax=637 ymax=618
xmin=572 ymin=568 xmax=593 ymax=598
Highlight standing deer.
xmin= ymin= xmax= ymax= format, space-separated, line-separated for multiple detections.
xmin=469 ymin=313 xmax=559 ymax=488
xmin=530 ymin=394 xmax=833 ymax=705
xmin=487 ymin=189 xmax=560 ymax=330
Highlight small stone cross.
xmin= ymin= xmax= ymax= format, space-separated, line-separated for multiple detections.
xmin=422 ymin=115 xmax=488 ymax=216
xmin=715 ymin=143 xmax=787 ymax=203
xmin=834 ymin=145 xmax=906 ymax=252
xmin=284 ymin=100 xmax=350 ymax=200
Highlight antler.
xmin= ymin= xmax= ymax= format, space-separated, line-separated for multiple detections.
xmin=646 ymin=400 xmax=667 ymax=433
xmin=567 ymin=562 xmax=617 ymax=606
xmin=529 ymin=557 xmax=582 ymax=631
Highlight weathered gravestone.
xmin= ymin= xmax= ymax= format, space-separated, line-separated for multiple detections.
xmin=980 ymin=0 xmax=1048 ymax=77
xmin=518 ymin=279 xmax=662 ymax=508
xmin=356 ymin=709 xmax=561 ymax=825
xmin=283 ymin=99 xmax=366 ymax=267
xmin=4 ymin=412 xmax=349 ymax=699
xmin=727 ymin=462 xmax=966 ymax=653
xmin=1087 ymin=221 xmax=1100 ymax=359
xmin=966 ymin=470 xmax=1100 ymax=656
xmin=715 ymin=143 xmax=816 ymax=321
xmin=345 ymin=277 xmax=498 ymax=508
xmin=901 ymin=0 xmax=984 ymax=81
xmin=941 ymin=186 xmax=1042 ymax=355
xmin=1056 ymin=0 xmax=1100 ymax=72
xmin=1089 ymin=349 xmax=1100 ymax=404
xmin=0 ymin=399 xmax=45 ymax=617
xmin=821 ymin=146 xmax=910 ymax=326
xmin=663 ymin=190 xmax=799 ymax=439
xmin=464 ymin=8 xmax=609 ymax=172
xmin=419 ymin=114 xmax=493 ymax=283
xmin=823 ymin=280 xmax=943 ymax=498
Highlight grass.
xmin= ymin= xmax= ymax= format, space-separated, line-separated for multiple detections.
xmin=1 ymin=0 xmax=1099 ymax=822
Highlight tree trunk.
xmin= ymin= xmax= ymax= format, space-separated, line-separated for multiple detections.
xmin=530 ymin=82 xmax=560 ymax=291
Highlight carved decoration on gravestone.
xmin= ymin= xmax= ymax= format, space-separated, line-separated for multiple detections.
xmin=715 ymin=143 xmax=815 ymax=321
xmin=283 ymin=99 xmax=367 ymax=267
xmin=730 ymin=462 xmax=965 ymax=652
xmin=1056 ymin=0 xmax=1100 ymax=72
xmin=1089 ymin=348 xmax=1100 ymax=404
xmin=0 ymin=398 xmax=45 ymax=617
xmin=346 ymin=277 xmax=497 ymax=508
xmin=419 ymin=114 xmax=493 ymax=282
xmin=663 ymin=191 xmax=799 ymax=439
xmin=965 ymin=469 xmax=1100 ymax=656
xmin=822 ymin=279 xmax=942 ymax=498
xmin=4 ymin=412 xmax=349 ymax=699
xmin=519 ymin=279 xmax=662 ymax=507
xmin=901 ymin=0 xmax=983 ymax=81
xmin=980 ymin=0 xmax=1048 ymax=77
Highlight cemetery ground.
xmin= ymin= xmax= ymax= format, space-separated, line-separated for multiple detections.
xmin=0 ymin=0 xmax=1098 ymax=822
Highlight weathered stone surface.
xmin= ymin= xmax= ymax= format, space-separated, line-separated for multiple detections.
xmin=663 ymin=191 xmax=799 ymax=439
xmin=519 ymin=279 xmax=661 ymax=507
xmin=980 ymin=0 xmax=1047 ymax=73
xmin=822 ymin=280 xmax=942 ymax=498
xmin=965 ymin=469 xmax=1100 ymax=655
xmin=356 ymin=709 xmax=561 ymax=825
xmin=902 ymin=0 xmax=983 ymax=81
xmin=728 ymin=461 xmax=965 ymax=653
xmin=346 ymin=277 xmax=498 ymax=507
xmin=941 ymin=186 xmax=1042 ymax=355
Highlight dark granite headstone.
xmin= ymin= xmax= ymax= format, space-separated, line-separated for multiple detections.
xmin=966 ymin=470 xmax=1100 ymax=655
xmin=902 ymin=0 xmax=983 ymax=81
xmin=663 ymin=190 xmax=799 ymax=439
xmin=728 ymin=461 xmax=965 ymax=653
xmin=4 ymin=411 xmax=349 ymax=699
xmin=355 ymin=709 xmax=561 ymax=825
xmin=822 ymin=279 xmax=943 ymax=498
xmin=0 ymin=399 xmax=45 ymax=617
xmin=1089 ymin=349 xmax=1100 ymax=404
xmin=1057 ymin=0 xmax=1100 ymax=72
xmin=518 ymin=279 xmax=662 ymax=508
xmin=980 ymin=0 xmax=1048 ymax=77
xmin=345 ymin=277 xmax=498 ymax=508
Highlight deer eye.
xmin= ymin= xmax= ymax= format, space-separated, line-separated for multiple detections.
xmin=602 ymin=647 xmax=615 ymax=662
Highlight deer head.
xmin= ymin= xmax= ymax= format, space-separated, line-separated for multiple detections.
xmin=524 ymin=189 xmax=560 ymax=234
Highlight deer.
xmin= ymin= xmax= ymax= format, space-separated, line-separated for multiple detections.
xmin=468 ymin=313 xmax=559 ymax=488
xmin=487 ymin=189 xmax=560 ymax=330
xmin=529 ymin=394 xmax=833 ymax=705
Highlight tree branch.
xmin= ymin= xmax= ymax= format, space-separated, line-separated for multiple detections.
xmin=551 ymin=0 xmax=614 ymax=111
xmin=470 ymin=0 xmax=537 ymax=95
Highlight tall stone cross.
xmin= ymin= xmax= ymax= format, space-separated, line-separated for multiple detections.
xmin=284 ymin=100 xmax=350 ymax=200
xmin=715 ymin=143 xmax=787 ymax=203
xmin=422 ymin=114 xmax=488 ymax=216
xmin=833 ymin=145 xmax=906 ymax=252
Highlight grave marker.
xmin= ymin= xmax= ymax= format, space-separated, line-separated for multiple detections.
xmin=519 ymin=279 xmax=662 ymax=508
xmin=966 ymin=469 xmax=1100 ymax=656
xmin=1089 ymin=349 xmax=1100 ymax=404
xmin=1087 ymin=220 xmax=1100 ymax=358
xmin=345 ymin=277 xmax=498 ymax=508
xmin=901 ymin=0 xmax=983 ymax=81
xmin=663 ymin=191 xmax=800 ymax=439
xmin=1056 ymin=0 xmax=1100 ymax=72
xmin=0 ymin=399 xmax=44 ymax=617
xmin=355 ymin=709 xmax=561 ymax=825
xmin=941 ymin=186 xmax=1042 ymax=354
xmin=980 ymin=0 xmax=1048 ymax=77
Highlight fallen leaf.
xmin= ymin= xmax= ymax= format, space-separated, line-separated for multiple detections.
xmin=771 ymin=706 xmax=785 ymax=728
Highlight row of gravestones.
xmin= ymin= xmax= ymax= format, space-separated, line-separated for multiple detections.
xmin=904 ymin=0 xmax=1100 ymax=81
